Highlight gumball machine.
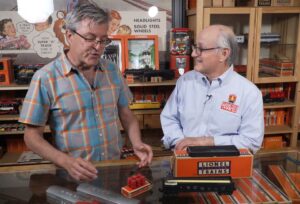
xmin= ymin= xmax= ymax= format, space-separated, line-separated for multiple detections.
xmin=169 ymin=28 xmax=192 ymax=78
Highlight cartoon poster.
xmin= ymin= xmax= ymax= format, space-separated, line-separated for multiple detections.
xmin=0 ymin=11 xmax=67 ymax=58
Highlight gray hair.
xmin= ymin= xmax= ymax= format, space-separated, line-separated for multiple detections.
xmin=64 ymin=1 xmax=109 ymax=31
xmin=216 ymin=26 xmax=238 ymax=66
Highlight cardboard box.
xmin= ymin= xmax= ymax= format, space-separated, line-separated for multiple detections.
xmin=256 ymin=0 xmax=272 ymax=6
xmin=212 ymin=0 xmax=223 ymax=7
xmin=263 ymin=136 xmax=283 ymax=149
xmin=172 ymin=149 xmax=253 ymax=179
xmin=272 ymin=0 xmax=294 ymax=6
xmin=204 ymin=0 xmax=212 ymax=7
xmin=0 ymin=58 xmax=14 ymax=85
xmin=223 ymin=0 xmax=235 ymax=7
xmin=236 ymin=0 xmax=255 ymax=6
xmin=188 ymin=0 xmax=197 ymax=9
xmin=259 ymin=58 xmax=294 ymax=77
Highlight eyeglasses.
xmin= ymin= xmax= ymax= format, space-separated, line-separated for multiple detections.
xmin=71 ymin=30 xmax=112 ymax=46
xmin=192 ymin=44 xmax=220 ymax=55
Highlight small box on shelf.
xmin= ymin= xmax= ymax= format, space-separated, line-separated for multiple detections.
xmin=263 ymin=136 xmax=283 ymax=149
xmin=272 ymin=0 xmax=294 ymax=6
xmin=223 ymin=0 xmax=235 ymax=7
xmin=236 ymin=0 xmax=256 ymax=6
xmin=0 ymin=58 xmax=14 ymax=85
xmin=264 ymin=108 xmax=291 ymax=127
xmin=212 ymin=0 xmax=223 ymax=7
xmin=259 ymin=58 xmax=294 ymax=77
xmin=256 ymin=0 xmax=272 ymax=6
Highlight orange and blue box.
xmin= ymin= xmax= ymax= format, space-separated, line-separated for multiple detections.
xmin=172 ymin=149 xmax=253 ymax=179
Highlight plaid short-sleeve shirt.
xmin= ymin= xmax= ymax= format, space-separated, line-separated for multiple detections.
xmin=19 ymin=52 xmax=133 ymax=161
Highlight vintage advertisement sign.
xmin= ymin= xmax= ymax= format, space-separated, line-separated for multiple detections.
xmin=0 ymin=10 xmax=166 ymax=58
xmin=115 ymin=11 xmax=166 ymax=50
xmin=0 ymin=11 xmax=65 ymax=58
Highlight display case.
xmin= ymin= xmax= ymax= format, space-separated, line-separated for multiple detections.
xmin=188 ymin=1 xmax=300 ymax=149
xmin=203 ymin=7 xmax=256 ymax=79
xmin=1 ymin=151 xmax=300 ymax=203
xmin=253 ymin=7 xmax=300 ymax=83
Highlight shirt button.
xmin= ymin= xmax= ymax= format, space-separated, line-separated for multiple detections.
xmin=101 ymin=152 xmax=104 ymax=156
xmin=99 ymin=133 xmax=102 ymax=137
xmin=96 ymin=114 xmax=99 ymax=117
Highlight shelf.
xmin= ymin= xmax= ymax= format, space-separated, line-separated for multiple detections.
xmin=260 ymin=43 xmax=297 ymax=47
xmin=0 ymin=115 xmax=19 ymax=121
xmin=132 ymin=109 xmax=162 ymax=115
xmin=0 ymin=83 xmax=29 ymax=91
xmin=0 ymin=126 xmax=51 ymax=135
xmin=0 ymin=152 xmax=51 ymax=167
xmin=255 ymin=76 xmax=298 ymax=84
xmin=265 ymin=125 xmax=293 ymax=135
xmin=257 ymin=147 xmax=296 ymax=154
xmin=0 ymin=80 xmax=177 ymax=90
xmin=264 ymin=100 xmax=295 ymax=109
xmin=128 ymin=80 xmax=176 ymax=87
xmin=187 ymin=9 xmax=196 ymax=16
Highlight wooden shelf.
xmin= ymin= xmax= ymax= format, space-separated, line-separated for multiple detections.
xmin=0 ymin=84 xmax=29 ymax=91
xmin=0 ymin=152 xmax=51 ymax=167
xmin=0 ymin=126 xmax=51 ymax=135
xmin=0 ymin=80 xmax=177 ymax=90
xmin=255 ymin=76 xmax=298 ymax=84
xmin=132 ymin=109 xmax=162 ymax=115
xmin=257 ymin=147 xmax=297 ymax=154
xmin=187 ymin=9 xmax=196 ymax=16
xmin=0 ymin=115 xmax=19 ymax=121
xmin=128 ymin=80 xmax=176 ymax=87
xmin=0 ymin=152 xmax=23 ymax=166
xmin=265 ymin=125 xmax=293 ymax=135
xmin=264 ymin=100 xmax=296 ymax=109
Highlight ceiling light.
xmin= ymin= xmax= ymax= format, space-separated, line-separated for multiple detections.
xmin=148 ymin=6 xmax=158 ymax=18
xmin=17 ymin=0 xmax=54 ymax=23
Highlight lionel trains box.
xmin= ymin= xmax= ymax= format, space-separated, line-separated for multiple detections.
xmin=172 ymin=148 xmax=253 ymax=179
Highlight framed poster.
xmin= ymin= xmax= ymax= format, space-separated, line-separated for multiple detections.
xmin=124 ymin=35 xmax=159 ymax=70
xmin=102 ymin=35 xmax=126 ymax=72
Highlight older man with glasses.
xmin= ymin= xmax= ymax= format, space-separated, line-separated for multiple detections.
xmin=19 ymin=1 xmax=152 ymax=181
xmin=161 ymin=25 xmax=264 ymax=154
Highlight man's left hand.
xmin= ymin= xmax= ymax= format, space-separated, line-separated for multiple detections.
xmin=133 ymin=143 xmax=153 ymax=168
xmin=175 ymin=137 xmax=214 ymax=150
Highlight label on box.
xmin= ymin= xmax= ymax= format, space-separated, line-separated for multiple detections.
xmin=198 ymin=161 xmax=231 ymax=175
xmin=258 ymin=0 xmax=272 ymax=6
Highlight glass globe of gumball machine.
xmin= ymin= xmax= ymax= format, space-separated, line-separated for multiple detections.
xmin=169 ymin=28 xmax=192 ymax=78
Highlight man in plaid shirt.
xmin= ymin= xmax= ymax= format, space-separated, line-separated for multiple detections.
xmin=19 ymin=1 xmax=152 ymax=181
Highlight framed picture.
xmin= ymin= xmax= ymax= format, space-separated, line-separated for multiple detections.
xmin=102 ymin=35 xmax=126 ymax=72
xmin=124 ymin=35 xmax=159 ymax=70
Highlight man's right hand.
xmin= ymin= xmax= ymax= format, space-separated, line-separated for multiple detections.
xmin=63 ymin=156 xmax=98 ymax=181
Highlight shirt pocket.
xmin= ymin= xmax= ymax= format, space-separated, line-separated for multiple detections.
xmin=54 ymin=89 xmax=93 ymax=115
xmin=209 ymin=108 xmax=241 ymax=135
xmin=97 ymin=85 xmax=120 ymax=122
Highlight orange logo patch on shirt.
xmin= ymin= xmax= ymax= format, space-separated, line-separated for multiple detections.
xmin=228 ymin=94 xmax=237 ymax=103
xmin=221 ymin=102 xmax=239 ymax=113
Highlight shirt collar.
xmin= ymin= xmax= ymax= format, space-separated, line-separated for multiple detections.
xmin=198 ymin=65 xmax=234 ymax=87
xmin=59 ymin=50 xmax=103 ymax=76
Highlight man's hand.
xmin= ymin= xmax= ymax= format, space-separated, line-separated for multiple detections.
xmin=175 ymin=137 xmax=214 ymax=150
xmin=133 ymin=143 xmax=153 ymax=168
xmin=63 ymin=156 xmax=98 ymax=181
